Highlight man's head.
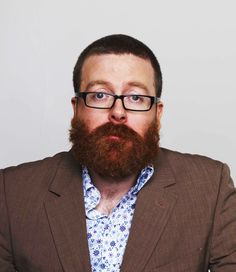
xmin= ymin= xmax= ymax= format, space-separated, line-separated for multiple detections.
xmin=70 ymin=34 xmax=163 ymax=178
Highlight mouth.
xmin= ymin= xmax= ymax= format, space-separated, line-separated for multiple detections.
xmin=106 ymin=135 xmax=122 ymax=141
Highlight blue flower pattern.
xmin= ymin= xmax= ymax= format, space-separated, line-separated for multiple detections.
xmin=82 ymin=165 xmax=154 ymax=272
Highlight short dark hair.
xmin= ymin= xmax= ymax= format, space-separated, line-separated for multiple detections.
xmin=73 ymin=34 xmax=162 ymax=97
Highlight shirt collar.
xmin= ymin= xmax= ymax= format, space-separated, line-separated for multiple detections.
xmin=82 ymin=166 xmax=94 ymax=193
xmin=82 ymin=165 xmax=154 ymax=197
xmin=131 ymin=165 xmax=154 ymax=195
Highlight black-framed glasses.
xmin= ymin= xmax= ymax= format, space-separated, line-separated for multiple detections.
xmin=75 ymin=92 xmax=160 ymax=112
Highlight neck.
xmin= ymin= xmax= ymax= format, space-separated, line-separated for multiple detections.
xmin=89 ymin=170 xmax=139 ymax=215
xmin=89 ymin=170 xmax=138 ymax=199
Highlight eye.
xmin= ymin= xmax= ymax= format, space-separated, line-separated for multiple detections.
xmin=89 ymin=92 xmax=110 ymax=102
xmin=129 ymin=95 xmax=144 ymax=103
xmin=93 ymin=92 xmax=108 ymax=99
xmin=95 ymin=92 xmax=105 ymax=99
xmin=131 ymin=95 xmax=140 ymax=101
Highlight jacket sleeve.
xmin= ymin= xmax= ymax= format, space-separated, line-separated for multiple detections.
xmin=0 ymin=170 xmax=16 ymax=271
xmin=209 ymin=164 xmax=236 ymax=271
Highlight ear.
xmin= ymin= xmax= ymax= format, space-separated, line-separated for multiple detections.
xmin=156 ymin=101 xmax=164 ymax=123
xmin=71 ymin=97 xmax=78 ymax=117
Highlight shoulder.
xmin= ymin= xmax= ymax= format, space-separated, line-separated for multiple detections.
xmin=0 ymin=151 xmax=70 ymax=193
xmin=157 ymin=149 xmax=235 ymax=211
xmin=161 ymin=147 xmax=223 ymax=168
xmin=159 ymin=147 xmax=226 ymax=184
xmin=2 ymin=151 xmax=67 ymax=175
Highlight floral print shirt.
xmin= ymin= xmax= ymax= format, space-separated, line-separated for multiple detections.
xmin=82 ymin=166 xmax=154 ymax=272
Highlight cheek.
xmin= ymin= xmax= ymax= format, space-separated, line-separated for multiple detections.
xmin=127 ymin=115 xmax=155 ymax=136
xmin=77 ymin=108 xmax=109 ymax=130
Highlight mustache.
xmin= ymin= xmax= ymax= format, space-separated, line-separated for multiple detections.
xmin=89 ymin=122 xmax=142 ymax=139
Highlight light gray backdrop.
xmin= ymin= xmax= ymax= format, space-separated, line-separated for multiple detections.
xmin=1 ymin=0 xmax=235 ymax=182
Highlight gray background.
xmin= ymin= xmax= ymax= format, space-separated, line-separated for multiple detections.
xmin=1 ymin=0 xmax=235 ymax=182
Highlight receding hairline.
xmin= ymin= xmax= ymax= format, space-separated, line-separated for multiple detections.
xmin=80 ymin=52 xmax=157 ymax=92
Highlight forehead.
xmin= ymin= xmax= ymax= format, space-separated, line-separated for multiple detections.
xmin=80 ymin=54 xmax=156 ymax=94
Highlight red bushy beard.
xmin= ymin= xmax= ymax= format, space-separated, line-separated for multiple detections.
xmin=69 ymin=118 xmax=160 ymax=179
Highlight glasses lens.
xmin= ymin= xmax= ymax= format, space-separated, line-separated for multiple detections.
xmin=86 ymin=92 xmax=114 ymax=108
xmin=123 ymin=95 xmax=151 ymax=111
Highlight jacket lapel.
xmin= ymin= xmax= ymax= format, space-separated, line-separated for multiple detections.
xmin=121 ymin=149 xmax=177 ymax=272
xmin=44 ymin=152 xmax=91 ymax=272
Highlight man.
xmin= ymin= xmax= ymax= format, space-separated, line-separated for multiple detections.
xmin=0 ymin=34 xmax=235 ymax=272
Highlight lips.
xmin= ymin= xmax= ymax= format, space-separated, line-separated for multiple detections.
xmin=106 ymin=135 xmax=121 ymax=141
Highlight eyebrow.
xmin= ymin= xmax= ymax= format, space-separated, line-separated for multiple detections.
xmin=84 ymin=80 xmax=149 ymax=93
xmin=126 ymin=81 xmax=149 ymax=93
xmin=84 ymin=80 xmax=112 ymax=90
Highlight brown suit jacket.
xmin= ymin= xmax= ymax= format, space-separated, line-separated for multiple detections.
xmin=0 ymin=148 xmax=236 ymax=271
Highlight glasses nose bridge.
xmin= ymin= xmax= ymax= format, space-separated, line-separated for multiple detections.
xmin=111 ymin=94 xmax=125 ymax=109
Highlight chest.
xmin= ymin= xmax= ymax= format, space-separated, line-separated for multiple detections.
xmin=85 ymin=193 xmax=137 ymax=271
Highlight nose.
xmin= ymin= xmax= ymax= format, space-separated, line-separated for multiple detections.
xmin=108 ymin=98 xmax=127 ymax=124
